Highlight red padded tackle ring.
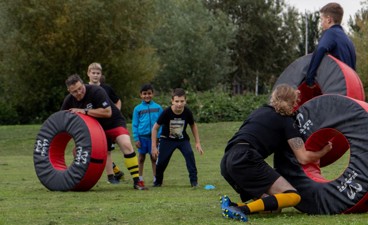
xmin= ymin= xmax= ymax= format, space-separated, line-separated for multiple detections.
xmin=274 ymin=95 xmax=368 ymax=214
xmin=34 ymin=111 xmax=107 ymax=191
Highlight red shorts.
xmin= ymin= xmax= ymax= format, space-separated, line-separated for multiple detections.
xmin=105 ymin=127 xmax=130 ymax=141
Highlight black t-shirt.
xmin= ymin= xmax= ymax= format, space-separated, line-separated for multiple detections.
xmin=225 ymin=105 xmax=300 ymax=158
xmin=101 ymin=83 xmax=120 ymax=104
xmin=61 ymin=84 xmax=126 ymax=130
xmin=157 ymin=106 xmax=194 ymax=141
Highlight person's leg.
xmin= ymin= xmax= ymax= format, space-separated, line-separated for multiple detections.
xmin=107 ymin=138 xmax=124 ymax=180
xmin=138 ymin=137 xmax=151 ymax=182
xmin=150 ymin=154 xmax=157 ymax=183
xmin=178 ymin=141 xmax=198 ymax=186
xmin=115 ymin=134 xmax=147 ymax=190
xmin=105 ymin=151 xmax=119 ymax=184
xmin=154 ymin=139 xmax=177 ymax=186
xmin=234 ymin=177 xmax=301 ymax=214
xmin=138 ymin=153 xmax=146 ymax=180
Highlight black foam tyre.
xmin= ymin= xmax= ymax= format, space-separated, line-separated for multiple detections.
xmin=274 ymin=54 xmax=365 ymax=107
xmin=274 ymin=95 xmax=368 ymax=214
xmin=34 ymin=111 xmax=107 ymax=191
xmin=275 ymin=54 xmax=365 ymax=167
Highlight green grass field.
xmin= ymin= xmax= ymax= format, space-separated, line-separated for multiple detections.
xmin=0 ymin=123 xmax=367 ymax=225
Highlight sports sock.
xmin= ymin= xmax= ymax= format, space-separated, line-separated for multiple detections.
xmin=239 ymin=190 xmax=301 ymax=214
xmin=112 ymin=162 xmax=121 ymax=174
xmin=124 ymin=152 xmax=139 ymax=181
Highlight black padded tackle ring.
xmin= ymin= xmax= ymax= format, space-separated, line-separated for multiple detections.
xmin=274 ymin=95 xmax=368 ymax=214
xmin=34 ymin=111 xmax=107 ymax=191
xmin=274 ymin=54 xmax=365 ymax=108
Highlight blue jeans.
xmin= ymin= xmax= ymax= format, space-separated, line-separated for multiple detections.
xmin=155 ymin=139 xmax=198 ymax=184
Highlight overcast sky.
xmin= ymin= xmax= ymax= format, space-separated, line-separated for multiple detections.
xmin=286 ymin=0 xmax=363 ymax=30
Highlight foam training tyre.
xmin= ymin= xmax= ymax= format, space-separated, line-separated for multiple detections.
xmin=34 ymin=111 xmax=107 ymax=191
xmin=274 ymin=54 xmax=365 ymax=107
xmin=274 ymin=95 xmax=368 ymax=214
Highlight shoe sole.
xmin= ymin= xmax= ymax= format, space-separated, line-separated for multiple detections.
xmin=222 ymin=207 xmax=248 ymax=222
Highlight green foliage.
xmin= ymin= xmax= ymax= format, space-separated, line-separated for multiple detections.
xmin=150 ymin=0 xmax=236 ymax=92
xmin=205 ymin=0 xmax=301 ymax=93
xmin=349 ymin=2 xmax=368 ymax=97
xmin=0 ymin=0 xmax=160 ymax=123
xmin=154 ymin=89 xmax=268 ymax=123
xmin=298 ymin=11 xmax=321 ymax=56
xmin=0 ymin=100 xmax=19 ymax=125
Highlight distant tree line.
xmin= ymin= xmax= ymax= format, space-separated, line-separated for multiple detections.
xmin=0 ymin=0 xmax=367 ymax=124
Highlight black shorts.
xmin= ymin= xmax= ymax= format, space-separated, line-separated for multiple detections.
xmin=220 ymin=143 xmax=280 ymax=201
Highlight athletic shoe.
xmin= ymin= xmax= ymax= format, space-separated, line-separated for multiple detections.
xmin=222 ymin=206 xmax=248 ymax=222
xmin=191 ymin=181 xmax=198 ymax=188
xmin=107 ymin=177 xmax=120 ymax=184
xmin=153 ymin=181 xmax=162 ymax=187
xmin=220 ymin=195 xmax=231 ymax=209
xmin=114 ymin=171 xmax=124 ymax=181
xmin=134 ymin=180 xmax=148 ymax=190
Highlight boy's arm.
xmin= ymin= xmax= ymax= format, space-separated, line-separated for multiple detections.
xmin=132 ymin=107 xmax=139 ymax=142
xmin=190 ymin=123 xmax=204 ymax=155
xmin=151 ymin=123 xmax=160 ymax=158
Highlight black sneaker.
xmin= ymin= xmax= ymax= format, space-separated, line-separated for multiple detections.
xmin=107 ymin=177 xmax=120 ymax=184
xmin=114 ymin=171 xmax=124 ymax=181
xmin=153 ymin=182 xmax=162 ymax=187
xmin=191 ymin=181 xmax=198 ymax=188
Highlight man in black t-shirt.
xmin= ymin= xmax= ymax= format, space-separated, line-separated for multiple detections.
xmin=220 ymin=84 xmax=332 ymax=222
xmin=61 ymin=74 xmax=147 ymax=190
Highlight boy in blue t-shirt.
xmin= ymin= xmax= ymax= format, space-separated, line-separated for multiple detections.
xmin=132 ymin=84 xmax=163 ymax=186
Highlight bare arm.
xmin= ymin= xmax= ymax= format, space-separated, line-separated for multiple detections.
xmin=190 ymin=123 xmax=204 ymax=155
xmin=68 ymin=106 xmax=112 ymax=118
xmin=288 ymin=137 xmax=332 ymax=165
xmin=115 ymin=99 xmax=122 ymax=110
xmin=151 ymin=123 xmax=160 ymax=158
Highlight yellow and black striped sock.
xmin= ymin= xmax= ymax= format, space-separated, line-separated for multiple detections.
xmin=240 ymin=190 xmax=301 ymax=214
xmin=112 ymin=162 xmax=121 ymax=174
xmin=124 ymin=152 xmax=139 ymax=182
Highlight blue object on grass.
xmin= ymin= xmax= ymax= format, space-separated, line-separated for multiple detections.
xmin=204 ymin=184 xmax=215 ymax=190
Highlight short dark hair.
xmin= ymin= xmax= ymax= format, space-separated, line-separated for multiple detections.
xmin=320 ymin=3 xmax=343 ymax=24
xmin=140 ymin=84 xmax=154 ymax=93
xmin=65 ymin=74 xmax=83 ymax=87
xmin=172 ymin=88 xmax=186 ymax=99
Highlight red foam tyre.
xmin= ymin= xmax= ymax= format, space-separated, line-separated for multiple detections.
xmin=34 ymin=111 xmax=107 ymax=191
xmin=274 ymin=95 xmax=368 ymax=214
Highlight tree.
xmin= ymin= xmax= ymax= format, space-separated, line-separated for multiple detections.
xmin=298 ymin=11 xmax=320 ymax=56
xmin=349 ymin=1 xmax=368 ymax=96
xmin=205 ymin=0 xmax=301 ymax=94
xmin=0 ymin=0 xmax=160 ymax=123
xmin=150 ymin=0 xmax=236 ymax=92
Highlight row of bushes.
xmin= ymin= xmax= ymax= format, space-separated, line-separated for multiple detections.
xmin=153 ymin=89 xmax=269 ymax=123
xmin=0 ymin=89 xmax=269 ymax=125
